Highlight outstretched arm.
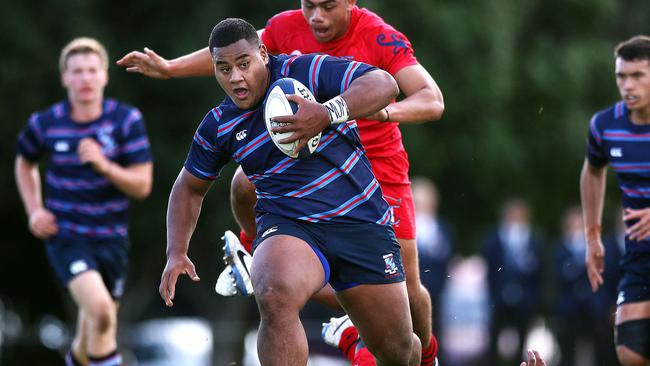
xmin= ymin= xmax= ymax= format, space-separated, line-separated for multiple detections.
xmin=579 ymin=158 xmax=608 ymax=292
xmin=159 ymin=168 xmax=213 ymax=307
xmin=369 ymin=64 xmax=444 ymax=124
xmin=116 ymin=29 xmax=266 ymax=79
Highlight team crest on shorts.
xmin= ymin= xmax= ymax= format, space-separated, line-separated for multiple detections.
xmin=69 ymin=259 xmax=88 ymax=275
xmin=383 ymin=253 xmax=398 ymax=275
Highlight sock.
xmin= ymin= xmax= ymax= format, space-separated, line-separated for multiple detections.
xmin=239 ymin=229 xmax=254 ymax=253
xmin=88 ymin=350 xmax=122 ymax=366
xmin=65 ymin=350 xmax=83 ymax=366
xmin=352 ymin=343 xmax=375 ymax=366
xmin=420 ymin=333 xmax=438 ymax=366
xmin=339 ymin=326 xmax=360 ymax=361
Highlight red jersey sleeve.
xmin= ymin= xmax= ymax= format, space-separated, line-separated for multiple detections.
xmin=364 ymin=18 xmax=419 ymax=76
xmin=261 ymin=13 xmax=280 ymax=54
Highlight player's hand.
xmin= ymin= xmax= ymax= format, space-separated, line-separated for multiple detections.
xmin=624 ymin=207 xmax=650 ymax=241
xmin=77 ymin=138 xmax=111 ymax=175
xmin=116 ymin=47 xmax=172 ymax=79
xmin=159 ymin=254 xmax=200 ymax=307
xmin=365 ymin=107 xmax=390 ymax=122
xmin=585 ymin=239 xmax=605 ymax=292
xmin=520 ymin=349 xmax=546 ymax=366
xmin=28 ymin=207 xmax=59 ymax=239
xmin=271 ymin=94 xmax=330 ymax=154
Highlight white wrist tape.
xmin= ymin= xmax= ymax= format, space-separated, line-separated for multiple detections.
xmin=323 ymin=95 xmax=350 ymax=124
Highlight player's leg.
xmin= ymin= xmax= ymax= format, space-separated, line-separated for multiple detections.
xmin=337 ymin=282 xmax=421 ymax=365
xmin=68 ymin=271 xmax=122 ymax=365
xmin=384 ymin=183 xmax=436 ymax=364
xmin=615 ymin=300 xmax=650 ymax=366
xmin=251 ymin=233 xmax=326 ymax=364
xmin=66 ymin=309 xmax=89 ymax=366
xmin=230 ymin=166 xmax=257 ymax=242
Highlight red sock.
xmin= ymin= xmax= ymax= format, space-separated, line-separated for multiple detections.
xmin=239 ymin=229 xmax=254 ymax=253
xmin=339 ymin=326 xmax=360 ymax=361
xmin=352 ymin=346 xmax=376 ymax=366
xmin=420 ymin=333 xmax=438 ymax=366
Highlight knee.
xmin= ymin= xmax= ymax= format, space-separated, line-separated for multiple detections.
xmin=255 ymin=283 xmax=297 ymax=319
xmin=617 ymin=346 xmax=648 ymax=366
xmin=367 ymin=332 xmax=416 ymax=365
xmin=87 ymin=302 xmax=115 ymax=335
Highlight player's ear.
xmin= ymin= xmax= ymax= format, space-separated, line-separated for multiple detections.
xmin=259 ymin=44 xmax=269 ymax=64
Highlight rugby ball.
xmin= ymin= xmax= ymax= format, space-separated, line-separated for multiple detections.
xmin=264 ymin=78 xmax=321 ymax=159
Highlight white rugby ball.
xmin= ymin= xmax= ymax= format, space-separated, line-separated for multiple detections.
xmin=263 ymin=78 xmax=321 ymax=159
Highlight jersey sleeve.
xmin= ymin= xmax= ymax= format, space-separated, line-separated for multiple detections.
xmin=183 ymin=110 xmax=230 ymax=180
xmin=370 ymin=23 xmax=419 ymax=76
xmin=288 ymin=55 xmax=377 ymax=102
xmin=16 ymin=112 xmax=46 ymax=162
xmin=586 ymin=114 xmax=608 ymax=167
xmin=119 ymin=108 xmax=153 ymax=165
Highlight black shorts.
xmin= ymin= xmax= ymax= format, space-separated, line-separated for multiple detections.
xmin=45 ymin=235 xmax=129 ymax=299
xmin=617 ymin=250 xmax=650 ymax=305
xmin=253 ymin=213 xmax=405 ymax=291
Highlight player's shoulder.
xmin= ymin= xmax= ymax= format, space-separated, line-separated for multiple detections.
xmin=355 ymin=6 xmax=401 ymax=34
xmin=266 ymin=9 xmax=304 ymax=29
xmin=591 ymin=101 xmax=625 ymax=128
xmin=31 ymin=100 xmax=68 ymax=125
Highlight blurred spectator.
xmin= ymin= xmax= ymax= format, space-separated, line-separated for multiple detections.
xmin=412 ymin=177 xmax=453 ymax=337
xmin=481 ymin=198 xmax=543 ymax=365
xmin=552 ymin=206 xmax=620 ymax=366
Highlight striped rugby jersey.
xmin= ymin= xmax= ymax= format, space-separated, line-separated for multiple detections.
xmin=16 ymin=99 xmax=152 ymax=239
xmin=184 ymin=53 xmax=392 ymax=225
xmin=587 ymin=101 xmax=650 ymax=252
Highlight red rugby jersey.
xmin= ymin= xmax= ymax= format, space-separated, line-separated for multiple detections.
xmin=262 ymin=6 xmax=419 ymax=184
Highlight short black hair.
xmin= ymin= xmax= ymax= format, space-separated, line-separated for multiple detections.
xmin=209 ymin=18 xmax=259 ymax=52
xmin=615 ymin=35 xmax=650 ymax=62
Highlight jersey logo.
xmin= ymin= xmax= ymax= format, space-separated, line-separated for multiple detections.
xmin=610 ymin=147 xmax=622 ymax=157
xmin=97 ymin=125 xmax=116 ymax=154
xmin=262 ymin=226 xmax=278 ymax=238
xmin=376 ymin=33 xmax=409 ymax=55
xmin=236 ymin=130 xmax=248 ymax=141
xmin=54 ymin=141 xmax=70 ymax=152
xmin=617 ymin=291 xmax=625 ymax=305
xmin=383 ymin=253 xmax=398 ymax=275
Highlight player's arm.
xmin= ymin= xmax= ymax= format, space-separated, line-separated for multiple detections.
xmin=273 ymin=69 xmax=399 ymax=151
xmin=116 ymin=29 xmax=266 ymax=79
xmin=370 ymin=64 xmax=444 ymax=124
xmin=15 ymin=155 xmax=59 ymax=239
xmin=579 ymin=158 xmax=608 ymax=292
xmin=77 ymin=138 xmax=152 ymax=200
xmin=159 ymin=168 xmax=211 ymax=307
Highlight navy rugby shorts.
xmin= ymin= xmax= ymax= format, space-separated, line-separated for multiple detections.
xmin=45 ymin=235 xmax=129 ymax=299
xmin=253 ymin=213 xmax=405 ymax=291
xmin=617 ymin=250 xmax=650 ymax=305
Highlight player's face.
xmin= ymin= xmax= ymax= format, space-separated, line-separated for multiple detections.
xmin=213 ymin=39 xmax=270 ymax=110
xmin=301 ymin=0 xmax=355 ymax=43
xmin=61 ymin=53 xmax=108 ymax=106
xmin=616 ymin=57 xmax=650 ymax=113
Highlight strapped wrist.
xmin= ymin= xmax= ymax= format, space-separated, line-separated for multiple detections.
xmin=323 ymin=95 xmax=350 ymax=124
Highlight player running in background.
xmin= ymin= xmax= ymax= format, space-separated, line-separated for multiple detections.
xmin=580 ymin=35 xmax=650 ymax=366
xmin=118 ymin=1 xmax=443 ymax=364
xmin=15 ymin=38 xmax=153 ymax=366
xmin=159 ymin=18 xmax=420 ymax=365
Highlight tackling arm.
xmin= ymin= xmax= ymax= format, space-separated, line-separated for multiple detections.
xmin=116 ymin=29 xmax=266 ymax=79
xmin=380 ymin=64 xmax=444 ymax=124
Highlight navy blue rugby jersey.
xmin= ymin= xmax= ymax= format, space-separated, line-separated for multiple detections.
xmin=185 ymin=53 xmax=392 ymax=225
xmin=16 ymin=99 xmax=152 ymax=239
xmin=587 ymin=101 xmax=650 ymax=252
